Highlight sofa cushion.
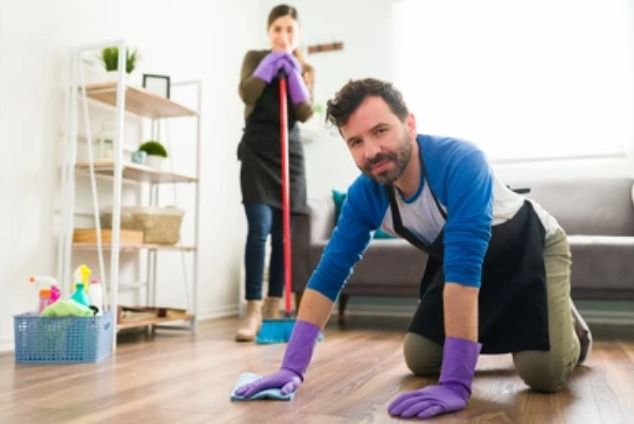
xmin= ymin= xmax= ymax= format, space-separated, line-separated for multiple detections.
xmin=509 ymin=178 xmax=634 ymax=236
xmin=309 ymin=239 xmax=426 ymax=296
xmin=568 ymin=235 xmax=634 ymax=297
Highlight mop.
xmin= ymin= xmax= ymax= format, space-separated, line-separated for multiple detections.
xmin=255 ymin=72 xmax=296 ymax=344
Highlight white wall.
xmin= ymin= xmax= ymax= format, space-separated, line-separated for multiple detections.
xmin=0 ymin=0 xmax=258 ymax=351
xmin=265 ymin=0 xmax=634 ymax=198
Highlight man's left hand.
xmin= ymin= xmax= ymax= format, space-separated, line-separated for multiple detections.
xmin=388 ymin=336 xmax=482 ymax=420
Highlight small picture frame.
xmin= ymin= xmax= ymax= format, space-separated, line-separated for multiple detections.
xmin=142 ymin=74 xmax=171 ymax=99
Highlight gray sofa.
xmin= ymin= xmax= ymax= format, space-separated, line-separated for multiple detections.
xmin=292 ymin=178 xmax=634 ymax=315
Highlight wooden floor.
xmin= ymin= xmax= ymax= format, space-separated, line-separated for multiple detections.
xmin=1 ymin=315 xmax=633 ymax=424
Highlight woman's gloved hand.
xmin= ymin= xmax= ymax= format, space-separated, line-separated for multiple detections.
xmin=235 ymin=320 xmax=321 ymax=398
xmin=388 ymin=337 xmax=481 ymax=419
xmin=280 ymin=52 xmax=301 ymax=72
xmin=252 ymin=51 xmax=286 ymax=83
xmin=286 ymin=70 xmax=310 ymax=104
xmin=276 ymin=53 xmax=309 ymax=104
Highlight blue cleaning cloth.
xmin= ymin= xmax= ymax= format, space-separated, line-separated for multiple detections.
xmin=230 ymin=372 xmax=295 ymax=401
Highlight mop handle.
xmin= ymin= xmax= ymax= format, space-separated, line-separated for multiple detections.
xmin=278 ymin=73 xmax=293 ymax=315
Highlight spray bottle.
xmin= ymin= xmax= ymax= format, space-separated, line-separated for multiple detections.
xmin=71 ymin=264 xmax=92 ymax=307
xmin=28 ymin=276 xmax=61 ymax=313
xmin=72 ymin=265 xmax=92 ymax=294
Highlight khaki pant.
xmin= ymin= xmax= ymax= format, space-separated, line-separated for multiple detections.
xmin=404 ymin=228 xmax=580 ymax=392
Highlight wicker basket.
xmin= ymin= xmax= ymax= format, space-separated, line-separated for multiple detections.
xmin=101 ymin=206 xmax=184 ymax=245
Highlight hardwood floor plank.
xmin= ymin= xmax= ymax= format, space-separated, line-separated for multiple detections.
xmin=1 ymin=317 xmax=633 ymax=423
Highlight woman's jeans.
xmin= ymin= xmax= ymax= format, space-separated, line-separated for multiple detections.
xmin=243 ymin=203 xmax=289 ymax=300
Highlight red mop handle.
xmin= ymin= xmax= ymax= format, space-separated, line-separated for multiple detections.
xmin=278 ymin=74 xmax=292 ymax=315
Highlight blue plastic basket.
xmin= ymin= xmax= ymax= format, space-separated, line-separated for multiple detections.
xmin=13 ymin=311 xmax=113 ymax=364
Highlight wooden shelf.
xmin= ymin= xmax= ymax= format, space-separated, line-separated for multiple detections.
xmin=73 ymin=242 xmax=196 ymax=252
xmin=117 ymin=315 xmax=194 ymax=330
xmin=85 ymin=82 xmax=196 ymax=119
xmin=76 ymin=161 xmax=197 ymax=183
xmin=117 ymin=307 xmax=194 ymax=330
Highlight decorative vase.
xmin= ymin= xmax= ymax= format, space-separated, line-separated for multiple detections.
xmin=145 ymin=155 xmax=165 ymax=171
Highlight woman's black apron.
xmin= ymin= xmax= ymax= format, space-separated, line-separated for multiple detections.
xmin=237 ymin=76 xmax=308 ymax=214
xmin=388 ymin=156 xmax=550 ymax=354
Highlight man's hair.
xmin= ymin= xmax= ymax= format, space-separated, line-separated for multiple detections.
xmin=325 ymin=78 xmax=409 ymax=128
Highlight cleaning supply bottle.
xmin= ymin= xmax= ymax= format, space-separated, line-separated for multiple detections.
xmin=50 ymin=285 xmax=61 ymax=302
xmin=73 ymin=265 xmax=92 ymax=294
xmin=38 ymin=288 xmax=54 ymax=313
xmin=71 ymin=282 xmax=90 ymax=307
xmin=29 ymin=276 xmax=61 ymax=312
xmin=89 ymin=278 xmax=104 ymax=315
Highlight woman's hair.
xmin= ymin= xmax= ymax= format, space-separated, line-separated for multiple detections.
xmin=267 ymin=4 xmax=299 ymax=29
xmin=326 ymin=79 xmax=409 ymax=128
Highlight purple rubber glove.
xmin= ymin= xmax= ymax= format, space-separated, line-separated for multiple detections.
xmin=274 ymin=53 xmax=309 ymax=104
xmin=280 ymin=52 xmax=301 ymax=72
xmin=286 ymin=70 xmax=310 ymax=104
xmin=234 ymin=320 xmax=320 ymax=398
xmin=253 ymin=51 xmax=286 ymax=83
xmin=388 ymin=337 xmax=481 ymax=420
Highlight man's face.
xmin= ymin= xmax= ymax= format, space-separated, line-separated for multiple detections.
xmin=340 ymin=96 xmax=416 ymax=185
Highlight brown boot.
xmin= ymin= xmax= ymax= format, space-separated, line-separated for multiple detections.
xmin=262 ymin=296 xmax=283 ymax=319
xmin=235 ymin=300 xmax=262 ymax=342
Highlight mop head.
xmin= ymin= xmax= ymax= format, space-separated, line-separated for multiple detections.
xmin=256 ymin=319 xmax=326 ymax=345
xmin=256 ymin=318 xmax=296 ymax=344
xmin=230 ymin=372 xmax=295 ymax=401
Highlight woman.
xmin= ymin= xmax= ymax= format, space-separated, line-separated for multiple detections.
xmin=236 ymin=4 xmax=314 ymax=342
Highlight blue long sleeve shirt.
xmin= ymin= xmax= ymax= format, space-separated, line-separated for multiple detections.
xmin=306 ymin=134 xmax=499 ymax=301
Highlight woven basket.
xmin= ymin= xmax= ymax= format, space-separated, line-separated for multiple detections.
xmin=101 ymin=206 xmax=184 ymax=245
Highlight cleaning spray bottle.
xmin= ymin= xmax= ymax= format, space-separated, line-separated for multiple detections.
xmin=71 ymin=264 xmax=92 ymax=307
xmin=71 ymin=282 xmax=90 ymax=307
xmin=28 ymin=276 xmax=61 ymax=313
xmin=72 ymin=265 xmax=92 ymax=294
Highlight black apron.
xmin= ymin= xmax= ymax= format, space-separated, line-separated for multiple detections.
xmin=388 ymin=157 xmax=550 ymax=354
xmin=237 ymin=77 xmax=308 ymax=214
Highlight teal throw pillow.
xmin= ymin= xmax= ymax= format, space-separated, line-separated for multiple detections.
xmin=331 ymin=189 xmax=394 ymax=239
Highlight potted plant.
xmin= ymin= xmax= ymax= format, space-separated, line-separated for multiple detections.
xmin=138 ymin=140 xmax=168 ymax=170
xmin=100 ymin=46 xmax=139 ymax=76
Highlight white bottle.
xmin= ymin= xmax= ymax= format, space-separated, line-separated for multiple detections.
xmin=89 ymin=278 xmax=104 ymax=315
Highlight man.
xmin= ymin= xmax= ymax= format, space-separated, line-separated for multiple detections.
xmin=236 ymin=78 xmax=592 ymax=420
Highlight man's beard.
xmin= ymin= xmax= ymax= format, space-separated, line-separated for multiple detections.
xmin=361 ymin=134 xmax=413 ymax=185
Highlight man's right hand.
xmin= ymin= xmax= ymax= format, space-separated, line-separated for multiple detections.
xmin=234 ymin=319 xmax=321 ymax=400
xmin=234 ymin=369 xmax=302 ymax=398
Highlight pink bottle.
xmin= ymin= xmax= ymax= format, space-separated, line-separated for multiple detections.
xmin=38 ymin=288 xmax=54 ymax=313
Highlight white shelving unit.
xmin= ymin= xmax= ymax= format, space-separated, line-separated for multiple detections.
xmin=59 ymin=40 xmax=201 ymax=347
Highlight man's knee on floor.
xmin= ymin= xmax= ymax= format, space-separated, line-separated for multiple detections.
xmin=513 ymin=351 xmax=573 ymax=393
xmin=403 ymin=332 xmax=442 ymax=376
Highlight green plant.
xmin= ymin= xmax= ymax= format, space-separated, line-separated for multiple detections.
xmin=100 ymin=47 xmax=139 ymax=73
xmin=138 ymin=140 xmax=168 ymax=158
